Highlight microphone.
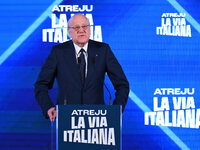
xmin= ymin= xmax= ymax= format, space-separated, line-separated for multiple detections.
xmin=78 ymin=57 xmax=81 ymax=64
xmin=92 ymin=55 xmax=112 ymax=105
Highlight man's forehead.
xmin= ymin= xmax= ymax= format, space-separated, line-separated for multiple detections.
xmin=69 ymin=15 xmax=89 ymax=25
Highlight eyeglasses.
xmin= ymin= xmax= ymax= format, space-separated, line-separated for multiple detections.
xmin=68 ymin=25 xmax=90 ymax=31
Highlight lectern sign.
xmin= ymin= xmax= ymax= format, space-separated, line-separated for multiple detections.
xmin=56 ymin=105 xmax=121 ymax=150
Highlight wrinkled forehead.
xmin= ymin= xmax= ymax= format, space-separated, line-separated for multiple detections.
xmin=68 ymin=14 xmax=89 ymax=26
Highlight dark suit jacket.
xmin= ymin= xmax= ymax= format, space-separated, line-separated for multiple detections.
xmin=34 ymin=40 xmax=129 ymax=117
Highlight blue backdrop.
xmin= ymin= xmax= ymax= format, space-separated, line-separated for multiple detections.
xmin=0 ymin=0 xmax=200 ymax=149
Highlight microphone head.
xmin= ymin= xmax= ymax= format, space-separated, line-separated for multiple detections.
xmin=78 ymin=57 xmax=81 ymax=64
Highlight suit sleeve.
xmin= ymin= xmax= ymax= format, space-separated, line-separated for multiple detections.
xmin=105 ymin=44 xmax=129 ymax=112
xmin=34 ymin=47 xmax=57 ymax=118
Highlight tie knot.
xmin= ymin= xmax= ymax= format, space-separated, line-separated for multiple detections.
xmin=79 ymin=48 xmax=85 ymax=54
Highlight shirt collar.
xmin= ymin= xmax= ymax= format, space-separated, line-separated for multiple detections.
xmin=73 ymin=42 xmax=88 ymax=55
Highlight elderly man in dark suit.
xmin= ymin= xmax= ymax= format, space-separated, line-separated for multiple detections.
xmin=34 ymin=14 xmax=129 ymax=122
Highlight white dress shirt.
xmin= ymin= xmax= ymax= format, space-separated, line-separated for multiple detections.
xmin=73 ymin=42 xmax=88 ymax=77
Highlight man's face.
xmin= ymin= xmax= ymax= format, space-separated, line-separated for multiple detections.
xmin=68 ymin=15 xmax=90 ymax=47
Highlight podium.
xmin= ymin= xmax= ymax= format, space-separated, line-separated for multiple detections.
xmin=56 ymin=105 xmax=122 ymax=150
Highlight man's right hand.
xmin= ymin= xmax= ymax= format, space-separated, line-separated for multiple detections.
xmin=47 ymin=107 xmax=56 ymax=122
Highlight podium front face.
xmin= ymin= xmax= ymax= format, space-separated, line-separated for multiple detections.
xmin=56 ymin=105 xmax=122 ymax=150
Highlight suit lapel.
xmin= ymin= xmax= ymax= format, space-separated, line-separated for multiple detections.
xmin=84 ymin=40 xmax=97 ymax=88
xmin=63 ymin=41 xmax=82 ymax=83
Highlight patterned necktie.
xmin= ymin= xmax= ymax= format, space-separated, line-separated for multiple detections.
xmin=79 ymin=48 xmax=86 ymax=84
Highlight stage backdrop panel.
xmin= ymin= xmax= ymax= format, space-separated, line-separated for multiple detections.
xmin=0 ymin=0 xmax=200 ymax=149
